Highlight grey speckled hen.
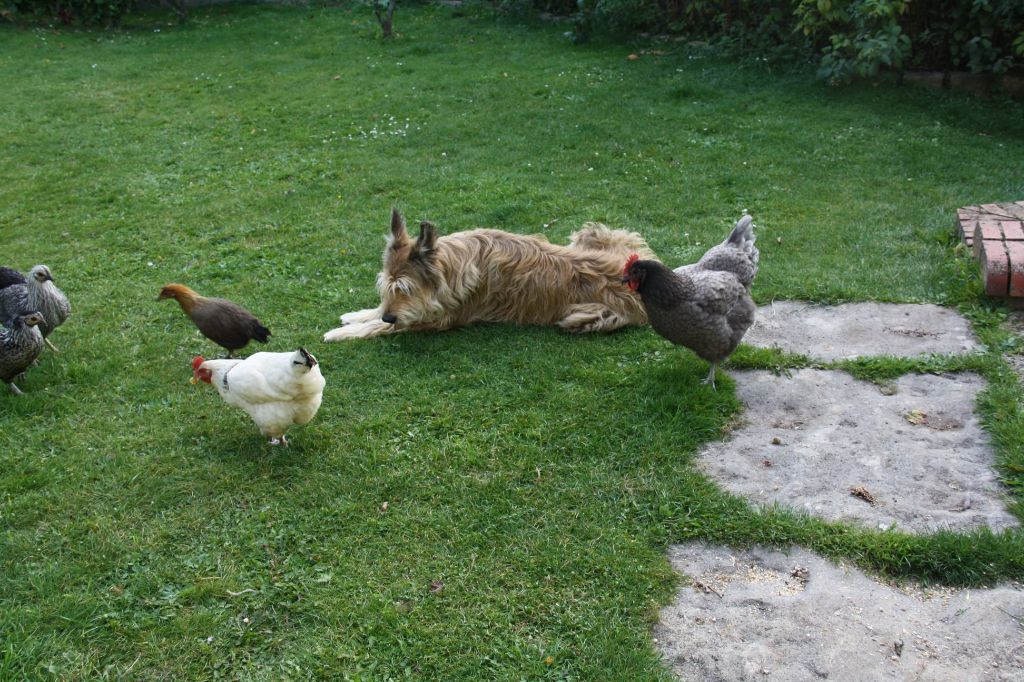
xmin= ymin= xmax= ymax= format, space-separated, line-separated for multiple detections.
xmin=0 ymin=312 xmax=45 ymax=395
xmin=0 ymin=265 xmax=71 ymax=352
xmin=623 ymin=216 xmax=758 ymax=390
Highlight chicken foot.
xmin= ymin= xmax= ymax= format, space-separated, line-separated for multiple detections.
xmin=702 ymin=363 xmax=717 ymax=391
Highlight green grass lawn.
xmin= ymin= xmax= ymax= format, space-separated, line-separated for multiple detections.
xmin=2 ymin=3 xmax=1024 ymax=678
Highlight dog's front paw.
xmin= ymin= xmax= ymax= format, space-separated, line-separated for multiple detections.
xmin=324 ymin=326 xmax=360 ymax=342
xmin=324 ymin=320 xmax=395 ymax=342
xmin=340 ymin=308 xmax=382 ymax=325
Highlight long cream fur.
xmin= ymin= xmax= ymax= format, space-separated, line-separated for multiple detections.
xmin=323 ymin=209 xmax=657 ymax=341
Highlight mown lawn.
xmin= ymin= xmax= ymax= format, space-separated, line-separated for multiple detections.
xmin=2 ymin=3 xmax=1024 ymax=679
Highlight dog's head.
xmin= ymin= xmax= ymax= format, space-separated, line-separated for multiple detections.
xmin=376 ymin=208 xmax=445 ymax=327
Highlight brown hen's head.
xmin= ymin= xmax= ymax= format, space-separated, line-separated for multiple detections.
xmin=157 ymin=283 xmax=199 ymax=302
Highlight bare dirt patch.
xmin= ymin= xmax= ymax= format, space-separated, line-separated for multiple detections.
xmin=698 ymin=369 xmax=1017 ymax=533
xmin=655 ymin=543 xmax=1024 ymax=682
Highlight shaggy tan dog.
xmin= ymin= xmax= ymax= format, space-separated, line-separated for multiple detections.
xmin=323 ymin=209 xmax=656 ymax=341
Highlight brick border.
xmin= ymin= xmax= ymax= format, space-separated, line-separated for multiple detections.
xmin=958 ymin=201 xmax=1024 ymax=298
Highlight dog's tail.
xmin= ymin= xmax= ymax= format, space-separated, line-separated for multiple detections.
xmin=569 ymin=223 xmax=655 ymax=259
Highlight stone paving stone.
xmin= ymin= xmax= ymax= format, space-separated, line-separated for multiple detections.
xmin=655 ymin=543 xmax=1024 ymax=682
xmin=745 ymin=301 xmax=981 ymax=361
xmin=696 ymin=369 xmax=1017 ymax=534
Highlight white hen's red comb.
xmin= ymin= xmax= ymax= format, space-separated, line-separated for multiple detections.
xmin=191 ymin=356 xmax=205 ymax=370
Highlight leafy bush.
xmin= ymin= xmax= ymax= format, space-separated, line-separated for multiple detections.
xmin=796 ymin=0 xmax=1024 ymax=83
xmin=568 ymin=0 xmax=806 ymax=52
xmin=495 ymin=0 xmax=1023 ymax=84
xmin=8 ymin=0 xmax=139 ymax=26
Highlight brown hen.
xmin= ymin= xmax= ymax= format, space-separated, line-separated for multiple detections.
xmin=158 ymin=283 xmax=271 ymax=357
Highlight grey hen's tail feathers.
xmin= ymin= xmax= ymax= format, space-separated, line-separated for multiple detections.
xmin=726 ymin=215 xmax=758 ymax=262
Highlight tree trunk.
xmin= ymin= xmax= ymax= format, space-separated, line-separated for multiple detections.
xmin=373 ymin=0 xmax=397 ymax=39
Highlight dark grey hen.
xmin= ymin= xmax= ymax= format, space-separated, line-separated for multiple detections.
xmin=1 ymin=312 xmax=45 ymax=395
xmin=623 ymin=216 xmax=758 ymax=390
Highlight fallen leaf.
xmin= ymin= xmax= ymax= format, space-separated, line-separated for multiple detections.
xmin=627 ymin=53 xmax=639 ymax=61
xmin=333 ymin=74 xmax=341 ymax=80
xmin=850 ymin=486 xmax=878 ymax=506
xmin=543 ymin=655 xmax=555 ymax=665
xmin=379 ymin=501 xmax=389 ymax=512
xmin=692 ymin=579 xmax=723 ymax=597
xmin=429 ymin=579 xmax=444 ymax=593
xmin=904 ymin=410 xmax=927 ymax=426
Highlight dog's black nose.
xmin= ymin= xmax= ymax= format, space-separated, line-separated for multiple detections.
xmin=382 ymin=313 xmax=397 ymax=324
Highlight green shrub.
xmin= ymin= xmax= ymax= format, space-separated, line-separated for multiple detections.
xmin=568 ymin=0 xmax=806 ymax=52
xmin=796 ymin=0 xmax=1024 ymax=83
xmin=495 ymin=0 xmax=1023 ymax=84
xmin=9 ymin=0 xmax=139 ymax=26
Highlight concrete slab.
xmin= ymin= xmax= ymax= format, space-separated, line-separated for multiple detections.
xmin=698 ymin=369 xmax=1017 ymax=533
xmin=746 ymin=302 xmax=981 ymax=361
xmin=655 ymin=543 xmax=1024 ymax=682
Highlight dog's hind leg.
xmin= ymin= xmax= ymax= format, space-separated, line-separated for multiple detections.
xmin=340 ymin=307 xmax=384 ymax=325
xmin=556 ymin=304 xmax=636 ymax=334
xmin=324 ymin=319 xmax=401 ymax=341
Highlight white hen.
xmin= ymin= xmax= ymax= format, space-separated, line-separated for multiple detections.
xmin=192 ymin=348 xmax=325 ymax=446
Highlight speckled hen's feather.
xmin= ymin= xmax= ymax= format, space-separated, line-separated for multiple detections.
xmin=0 ymin=267 xmax=26 ymax=290
xmin=0 ymin=285 xmax=32 ymax=320
xmin=0 ymin=315 xmax=44 ymax=384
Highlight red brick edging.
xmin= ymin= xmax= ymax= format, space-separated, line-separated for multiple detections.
xmin=958 ymin=201 xmax=1024 ymax=298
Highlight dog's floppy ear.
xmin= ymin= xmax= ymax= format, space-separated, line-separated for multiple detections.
xmin=389 ymin=207 xmax=409 ymax=249
xmin=414 ymin=220 xmax=438 ymax=260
